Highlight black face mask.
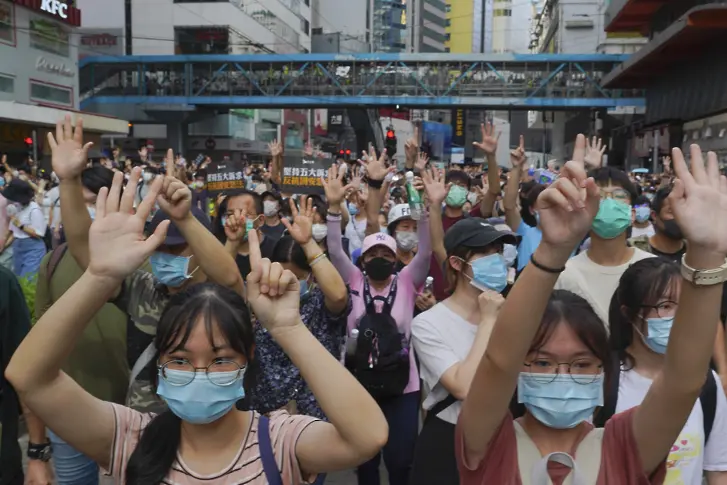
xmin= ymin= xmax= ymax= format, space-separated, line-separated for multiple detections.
xmin=661 ymin=219 xmax=683 ymax=240
xmin=364 ymin=257 xmax=395 ymax=281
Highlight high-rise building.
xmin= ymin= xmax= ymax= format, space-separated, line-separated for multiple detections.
xmin=411 ymin=0 xmax=448 ymax=52
xmin=446 ymin=0 xmax=485 ymax=53
xmin=491 ymin=0 xmax=534 ymax=53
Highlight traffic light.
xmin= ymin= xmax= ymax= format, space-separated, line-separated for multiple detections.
xmin=385 ymin=129 xmax=397 ymax=158
xmin=24 ymin=137 xmax=33 ymax=157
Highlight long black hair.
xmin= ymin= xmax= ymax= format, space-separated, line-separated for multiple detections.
xmin=510 ymin=290 xmax=611 ymax=417
xmin=608 ymin=257 xmax=680 ymax=370
xmin=271 ymin=235 xmax=310 ymax=272
xmin=125 ymin=283 xmax=257 ymax=485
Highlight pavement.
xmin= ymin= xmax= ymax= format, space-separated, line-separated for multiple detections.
xmin=19 ymin=432 xmax=387 ymax=484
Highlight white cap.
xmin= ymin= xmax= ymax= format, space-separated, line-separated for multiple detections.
xmin=388 ymin=204 xmax=413 ymax=227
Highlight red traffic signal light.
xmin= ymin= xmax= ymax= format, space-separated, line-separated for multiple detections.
xmin=339 ymin=149 xmax=345 ymax=156
xmin=24 ymin=137 xmax=33 ymax=145
xmin=345 ymin=149 xmax=351 ymax=156
xmin=386 ymin=130 xmax=395 ymax=139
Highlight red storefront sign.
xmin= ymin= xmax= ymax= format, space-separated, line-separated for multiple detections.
xmin=11 ymin=0 xmax=81 ymax=27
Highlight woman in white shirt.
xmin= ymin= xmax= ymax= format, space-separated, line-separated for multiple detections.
xmin=3 ymin=179 xmax=47 ymax=277
xmin=603 ymin=257 xmax=727 ymax=485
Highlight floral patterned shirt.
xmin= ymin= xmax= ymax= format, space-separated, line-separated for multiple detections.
xmin=251 ymin=285 xmax=350 ymax=419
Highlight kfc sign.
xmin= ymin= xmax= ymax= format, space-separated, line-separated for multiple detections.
xmin=41 ymin=0 xmax=67 ymax=18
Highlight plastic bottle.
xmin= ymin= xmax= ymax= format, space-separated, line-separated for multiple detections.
xmin=346 ymin=329 xmax=359 ymax=358
xmin=405 ymin=171 xmax=423 ymax=220
xmin=423 ymin=276 xmax=434 ymax=294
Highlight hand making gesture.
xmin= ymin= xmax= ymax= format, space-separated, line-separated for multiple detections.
xmin=584 ymin=136 xmax=606 ymax=170
xmin=87 ymin=169 xmax=169 ymax=281
xmin=473 ymin=121 xmax=500 ymax=156
xmin=282 ymin=196 xmax=313 ymax=244
xmin=405 ymin=126 xmax=419 ymax=162
xmin=422 ymin=165 xmax=450 ymax=207
xmin=322 ymin=164 xmax=354 ymax=206
xmin=47 ymin=115 xmax=93 ymax=181
xmin=246 ymin=229 xmax=301 ymax=332
xmin=360 ymin=144 xmax=392 ymax=182
xmin=224 ymin=209 xmax=248 ymax=243
xmin=268 ymin=139 xmax=283 ymax=158
xmin=510 ymin=135 xmax=526 ymax=169
xmin=157 ymin=148 xmax=192 ymax=221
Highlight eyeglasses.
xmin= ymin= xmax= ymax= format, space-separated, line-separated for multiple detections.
xmin=523 ymin=357 xmax=603 ymax=384
xmin=641 ymin=300 xmax=678 ymax=319
xmin=158 ymin=359 xmax=245 ymax=387
xmin=598 ymin=188 xmax=630 ymax=202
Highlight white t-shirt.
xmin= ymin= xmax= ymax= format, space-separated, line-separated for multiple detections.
xmin=42 ymin=186 xmax=61 ymax=228
xmin=616 ymin=368 xmax=727 ymax=484
xmin=554 ymin=247 xmax=654 ymax=327
xmin=10 ymin=201 xmax=47 ymax=239
xmin=631 ymin=224 xmax=655 ymax=238
xmin=412 ymin=302 xmax=477 ymax=425
xmin=345 ymin=217 xmax=367 ymax=253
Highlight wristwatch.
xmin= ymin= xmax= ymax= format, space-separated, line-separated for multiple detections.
xmin=681 ymin=255 xmax=727 ymax=286
xmin=27 ymin=442 xmax=52 ymax=462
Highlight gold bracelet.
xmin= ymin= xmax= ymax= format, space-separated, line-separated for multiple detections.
xmin=309 ymin=253 xmax=327 ymax=267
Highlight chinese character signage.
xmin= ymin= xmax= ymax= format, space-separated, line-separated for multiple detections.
xmin=452 ymin=109 xmax=466 ymax=146
xmin=205 ymin=161 xmax=245 ymax=195
xmin=281 ymin=156 xmax=329 ymax=195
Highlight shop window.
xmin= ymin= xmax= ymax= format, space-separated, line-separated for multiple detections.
xmin=30 ymin=18 xmax=70 ymax=57
xmin=0 ymin=2 xmax=15 ymax=46
xmin=30 ymin=80 xmax=72 ymax=107
xmin=0 ymin=73 xmax=13 ymax=93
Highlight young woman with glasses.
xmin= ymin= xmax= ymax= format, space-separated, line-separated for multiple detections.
xmin=456 ymin=146 xmax=727 ymax=484
xmin=6 ymin=170 xmax=388 ymax=484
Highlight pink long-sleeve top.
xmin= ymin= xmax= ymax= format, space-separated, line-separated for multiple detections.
xmin=327 ymin=211 xmax=432 ymax=394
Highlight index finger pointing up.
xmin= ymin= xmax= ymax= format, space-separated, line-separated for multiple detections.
xmin=166 ymin=148 xmax=174 ymax=178
xmin=248 ymin=227 xmax=262 ymax=270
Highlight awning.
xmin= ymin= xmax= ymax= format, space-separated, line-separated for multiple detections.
xmin=602 ymin=5 xmax=727 ymax=89
xmin=0 ymin=101 xmax=129 ymax=135
xmin=605 ymin=0 xmax=670 ymax=33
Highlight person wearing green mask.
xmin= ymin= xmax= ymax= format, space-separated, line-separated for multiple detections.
xmin=555 ymin=167 xmax=654 ymax=326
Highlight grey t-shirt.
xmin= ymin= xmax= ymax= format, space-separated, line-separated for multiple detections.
xmin=412 ymin=302 xmax=478 ymax=425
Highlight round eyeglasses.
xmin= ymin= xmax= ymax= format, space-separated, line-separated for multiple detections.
xmin=598 ymin=187 xmax=630 ymax=202
xmin=523 ymin=357 xmax=603 ymax=384
xmin=158 ymin=359 xmax=245 ymax=387
xmin=641 ymin=300 xmax=678 ymax=319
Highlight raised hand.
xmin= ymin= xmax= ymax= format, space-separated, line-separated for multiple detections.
xmin=422 ymin=165 xmax=450 ymax=206
xmin=361 ymin=144 xmax=392 ymax=181
xmin=535 ymin=160 xmax=600 ymax=251
xmin=47 ymin=115 xmax=93 ymax=181
xmin=478 ymin=290 xmax=505 ymax=321
xmin=322 ymin=164 xmax=354 ymax=206
xmin=268 ymin=139 xmax=283 ymax=158
xmin=669 ymin=146 xmax=727 ymax=257
xmin=224 ymin=209 xmax=247 ymax=243
xmin=246 ymin=229 xmax=301 ymax=331
xmin=571 ymin=134 xmax=587 ymax=167
xmin=584 ymin=136 xmax=606 ymax=170
xmin=282 ymin=196 xmax=313 ymax=244
xmin=304 ymin=139 xmax=314 ymax=157
xmin=157 ymin=149 xmax=192 ymax=221
xmin=662 ymin=156 xmax=672 ymax=174
xmin=510 ymin=135 xmax=526 ymax=169
xmin=415 ymin=151 xmax=429 ymax=172
xmin=473 ymin=122 xmax=500 ymax=156
xmin=88 ymin=168 xmax=169 ymax=280
xmin=405 ymin=126 xmax=419 ymax=161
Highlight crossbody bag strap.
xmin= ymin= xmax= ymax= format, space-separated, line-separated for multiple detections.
xmin=258 ymin=414 xmax=284 ymax=485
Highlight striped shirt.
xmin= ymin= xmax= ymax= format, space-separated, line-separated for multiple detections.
xmin=103 ymin=403 xmax=320 ymax=484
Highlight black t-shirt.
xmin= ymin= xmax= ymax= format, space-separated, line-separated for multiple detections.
xmin=235 ymin=234 xmax=277 ymax=280
xmin=648 ymin=243 xmax=686 ymax=264
xmin=260 ymin=221 xmax=286 ymax=241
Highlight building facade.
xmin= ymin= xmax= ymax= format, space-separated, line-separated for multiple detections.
xmin=491 ymin=0 xmax=534 ymax=53
xmin=446 ymin=0 xmax=485 ymax=53
xmin=0 ymin=0 xmax=127 ymax=162
xmin=411 ymin=0 xmax=448 ymax=52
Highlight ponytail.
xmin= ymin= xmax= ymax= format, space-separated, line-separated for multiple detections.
xmin=125 ymin=411 xmax=181 ymax=485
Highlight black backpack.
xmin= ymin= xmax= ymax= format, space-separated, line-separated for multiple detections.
xmin=594 ymin=353 xmax=718 ymax=444
xmin=347 ymin=276 xmax=410 ymax=400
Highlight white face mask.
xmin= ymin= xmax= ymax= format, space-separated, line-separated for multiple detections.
xmin=312 ymin=223 xmax=328 ymax=242
xmin=142 ymin=172 xmax=153 ymax=182
xmin=395 ymin=231 xmax=418 ymax=251
xmin=263 ymin=200 xmax=279 ymax=217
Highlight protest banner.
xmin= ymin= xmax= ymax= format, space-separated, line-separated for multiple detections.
xmin=205 ymin=160 xmax=246 ymax=194
xmin=281 ymin=155 xmax=329 ymax=195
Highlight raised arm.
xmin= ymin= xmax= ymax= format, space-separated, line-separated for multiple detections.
xmin=401 ymin=209 xmax=431 ymax=288
xmin=323 ymin=164 xmax=358 ymax=283
xmin=632 ymin=146 xmax=727 ymax=474
xmin=49 ymin=116 xmax=94 ymax=269
xmin=5 ymin=171 xmax=169 ymax=470
xmin=422 ymin=166 xmax=449 ymax=268
xmin=268 ymin=140 xmax=283 ymax=185
xmin=503 ymin=135 xmax=527 ymax=232
xmin=361 ymin=145 xmax=392 ymax=237
xmin=473 ymin=122 xmax=501 ymax=219
xmin=246 ymin=230 xmax=387 ymax=474
xmin=459 ymin=160 xmax=600 ymax=466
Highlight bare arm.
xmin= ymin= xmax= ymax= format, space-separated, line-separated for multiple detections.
xmin=503 ymin=136 xmax=527 ymax=232
xmin=707 ymin=472 xmax=727 ymax=485
xmin=473 ymin=123 xmax=502 ymax=219
xmin=301 ymin=239 xmax=348 ymax=314
xmin=400 ymin=213 xmax=431 ymax=288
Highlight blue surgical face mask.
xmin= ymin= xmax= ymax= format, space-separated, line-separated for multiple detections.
xmin=221 ymin=216 xmax=227 ymax=227
xmin=466 ymin=253 xmax=508 ymax=293
xmin=243 ymin=218 xmax=255 ymax=241
xmin=0 ymin=178 xmax=5 ymax=187
xmin=156 ymin=368 xmax=245 ymax=424
xmin=640 ymin=316 xmax=674 ymax=354
xmin=634 ymin=205 xmax=650 ymax=223
xmin=349 ymin=204 xmax=359 ymax=216
xmin=150 ymin=252 xmax=198 ymax=287
xmin=518 ymin=372 xmax=604 ymax=429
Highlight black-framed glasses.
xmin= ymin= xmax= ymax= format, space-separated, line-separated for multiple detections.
xmin=640 ymin=300 xmax=678 ymax=319
xmin=158 ymin=359 xmax=245 ymax=387
xmin=523 ymin=357 xmax=603 ymax=384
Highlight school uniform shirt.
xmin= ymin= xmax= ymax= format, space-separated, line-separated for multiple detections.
xmin=616 ymin=369 xmax=727 ymax=484
xmin=456 ymin=408 xmax=667 ymax=485
xmin=554 ymin=248 xmax=654 ymax=327
xmin=104 ymin=404 xmax=319 ymax=484
xmin=412 ymin=302 xmax=477 ymax=424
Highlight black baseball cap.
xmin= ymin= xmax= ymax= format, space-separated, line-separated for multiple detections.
xmin=147 ymin=206 xmax=212 ymax=246
xmin=444 ymin=217 xmax=520 ymax=253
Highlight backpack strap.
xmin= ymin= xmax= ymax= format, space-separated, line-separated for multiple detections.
xmin=593 ymin=352 xmax=620 ymax=427
xmin=46 ymin=243 xmax=68 ymax=281
xmin=700 ymin=370 xmax=718 ymax=445
xmin=363 ymin=275 xmax=398 ymax=314
xmin=425 ymin=394 xmax=457 ymax=423
xmin=258 ymin=414 xmax=284 ymax=485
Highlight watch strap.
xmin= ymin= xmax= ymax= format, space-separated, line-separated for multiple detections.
xmin=680 ymin=255 xmax=727 ymax=286
xmin=27 ymin=442 xmax=52 ymax=461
